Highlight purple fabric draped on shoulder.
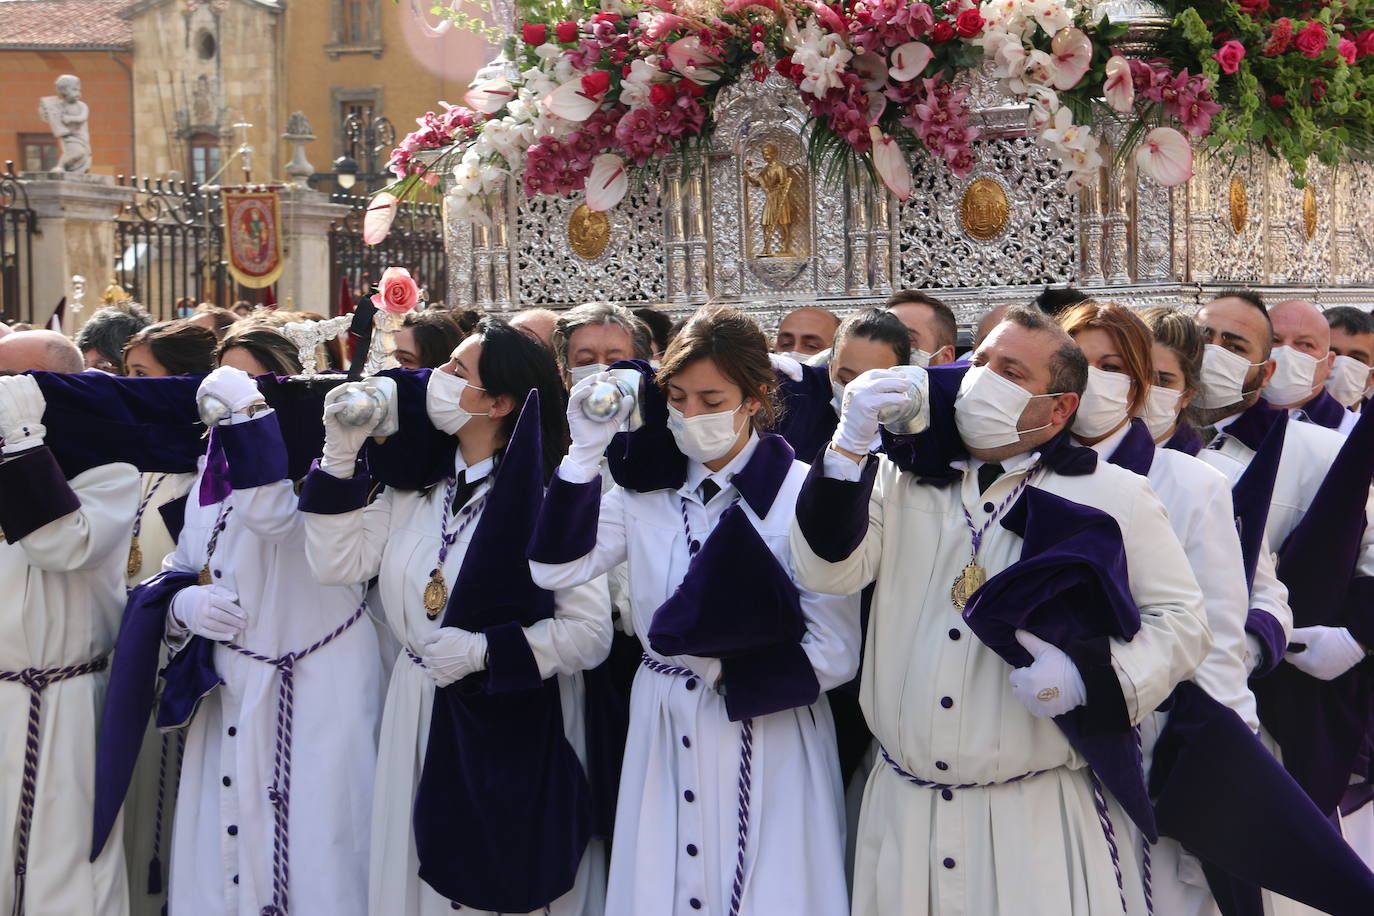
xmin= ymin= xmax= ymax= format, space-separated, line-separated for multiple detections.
xmin=0 ymin=446 xmax=82 ymax=541
xmin=1300 ymin=389 xmax=1349 ymax=431
xmin=91 ymin=570 xmax=199 ymax=862
xmin=961 ymin=486 xmax=1153 ymax=840
xmin=1152 ymin=681 xmax=1374 ymax=915
xmin=1105 ymin=419 xmax=1156 ymax=477
xmin=360 ymin=368 xmax=457 ymax=491
xmin=880 ymin=363 xmax=968 ymax=484
xmin=413 ymin=391 xmax=593 ymax=913
xmin=1225 ymin=402 xmax=1288 ymax=591
xmin=604 ymin=359 xmax=688 ymax=493
xmin=1163 ymin=424 xmax=1203 ymax=456
xmin=772 ymin=363 xmax=838 ymax=464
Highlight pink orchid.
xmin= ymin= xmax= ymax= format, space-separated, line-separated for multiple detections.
xmin=889 ymin=41 xmax=934 ymax=82
xmin=724 ymin=0 xmax=780 ymax=13
xmin=667 ymin=35 xmax=723 ymax=83
xmin=1102 ymin=55 xmax=1134 ymax=113
xmin=586 ymin=153 xmax=629 ymax=211
xmin=362 ymin=192 xmax=398 ymax=246
xmin=1135 ymin=127 xmax=1193 ymax=187
xmin=870 ymin=126 xmax=911 ymax=201
xmin=1049 ymin=27 xmax=1092 ymax=91
xmin=643 ymin=12 xmax=688 ymax=41
xmin=463 ymin=77 xmax=515 ymax=115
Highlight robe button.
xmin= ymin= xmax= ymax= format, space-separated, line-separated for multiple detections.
xmin=227 ymin=825 xmax=238 ymax=837
xmin=213 ymin=569 xmax=221 ymax=578
xmin=943 ymin=857 xmax=956 ymax=869
xmin=935 ymin=760 xmax=948 ymax=771
xmin=941 ymin=789 xmax=953 ymax=801
xmin=450 ymin=903 xmax=462 ymax=911
xmin=683 ymin=790 xmax=695 ymax=802
xmin=948 ymin=628 xmax=960 ymax=641
xmin=686 ymin=844 xmax=698 ymax=857
xmin=690 ymin=899 xmax=702 ymax=910
xmin=940 ymin=696 xmax=953 ymax=709
xmin=685 ymin=678 xmax=697 ymax=691
xmin=222 ymin=776 xmax=231 ymax=787
xmin=227 ymin=726 xmax=237 ymax=737
xmin=982 ymin=502 xmax=994 ymax=513
xmin=681 ymin=735 xmax=691 ymax=748
xmin=232 ymin=874 xmax=238 ymax=885
xmin=689 ymin=540 xmax=700 ymax=553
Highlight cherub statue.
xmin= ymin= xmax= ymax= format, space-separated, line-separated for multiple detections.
xmin=38 ymin=75 xmax=91 ymax=174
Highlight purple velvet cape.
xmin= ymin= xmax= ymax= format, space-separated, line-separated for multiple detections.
xmin=1163 ymin=423 xmax=1203 ymax=456
xmin=603 ymin=359 xmax=687 ymax=492
xmin=408 ymin=392 xmax=594 ymax=913
xmin=1252 ymin=403 xmax=1374 ymax=816
xmin=772 ymin=362 xmax=838 ymax=464
xmin=1299 ymin=388 xmax=1351 ymax=431
xmin=645 ymin=434 xmax=823 ymax=721
xmin=1222 ymin=402 xmax=1289 ymax=594
xmin=960 ymin=486 xmax=1154 ymax=840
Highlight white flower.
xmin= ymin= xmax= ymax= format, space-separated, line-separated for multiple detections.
xmin=620 ymin=56 xmax=662 ymax=110
xmin=793 ymin=18 xmax=853 ymax=98
xmin=1026 ymin=0 xmax=1073 ymax=34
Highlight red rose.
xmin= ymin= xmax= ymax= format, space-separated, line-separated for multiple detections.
xmin=581 ymin=70 xmax=611 ymax=97
xmin=932 ymin=21 xmax=955 ymax=43
xmin=521 ymin=22 xmax=547 ymax=45
xmin=1268 ymin=93 xmax=1286 ymax=107
xmin=678 ymin=79 xmax=706 ymax=98
xmin=593 ymin=11 xmax=619 ymax=23
xmin=955 ymin=8 xmax=984 ymax=38
xmin=649 ymin=82 xmax=676 ymax=107
xmin=1212 ymin=40 xmax=1246 ymax=74
xmin=1236 ymin=0 xmax=1269 ymax=15
xmin=1338 ymin=37 xmax=1357 ymax=64
xmin=775 ymin=55 xmax=797 ymax=79
xmin=1311 ymin=76 xmax=1327 ymax=99
xmin=555 ymin=21 xmax=579 ymax=43
xmin=1295 ymin=21 xmax=1327 ymax=59
xmin=1358 ymin=30 xmax=1374 ymax=57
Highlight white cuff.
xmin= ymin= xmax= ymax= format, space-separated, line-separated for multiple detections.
xmin=822 ymin=446 xmax=866 ymax=482
xmin=557 ymin=455 xmax=602 ymax=485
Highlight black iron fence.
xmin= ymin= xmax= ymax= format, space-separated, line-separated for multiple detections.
xmin=0 ymin=163 xmax=39 ymax=324
xmin=328 ymin=194 xmax=447 ymax=315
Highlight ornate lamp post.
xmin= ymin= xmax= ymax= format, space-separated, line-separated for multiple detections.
xmin=336 ymin=110 xmax=396 ymax=194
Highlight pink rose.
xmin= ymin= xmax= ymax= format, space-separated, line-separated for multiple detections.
xmin=1358 ymin=30 xmax=1374 ymax=57
xmin=1212 ymin=40 xmax=1246 ymax=74
xmin=1338 ymin=38 xmax=1357 ymax=65
xmin=1295 ymin=21 xmax=1327 ymax=59
xmin=371 ymin=266 xmax=420 ymax=314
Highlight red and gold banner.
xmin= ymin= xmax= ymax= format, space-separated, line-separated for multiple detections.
xmin=221 ymin=188 xmax=284 ymax=289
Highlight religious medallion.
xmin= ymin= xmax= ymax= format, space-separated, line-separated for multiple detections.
xmin=1227 ymin=177 xmax=1248 ymax=234
xmin=1302 ymin=186 xmax=1318 ymax=241
xmin=423 ymin=568 xmax=448 ymax=619
xmin=567 ymin=205 xmax=611 ymax=260
xmin=950 ymin=560 xmax=987 ymax=610
xmin=127 ymin=537 xmax=143 ymax=579
xmin=960 ymin=178 xmax=1010 ymax=242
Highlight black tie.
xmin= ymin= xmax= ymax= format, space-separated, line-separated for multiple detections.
xmin=699 ymin=478 xmax=721 ymax=504
xmin=451 ymin=470 xmax=478 ymax=512
xmin=977 ymin=462 xmax=1004 ymax=495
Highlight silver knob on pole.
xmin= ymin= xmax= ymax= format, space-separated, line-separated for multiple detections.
xmin=579 ymin=368 xmax=645 ymax=430
xmin=197 ymin=394 xmax=231 ymax=427
xmin=876 ymin=365 xmax=930 ymax=435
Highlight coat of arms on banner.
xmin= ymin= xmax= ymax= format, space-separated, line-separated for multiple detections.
xmin=221 ymin=188 xmax=283 ymax=289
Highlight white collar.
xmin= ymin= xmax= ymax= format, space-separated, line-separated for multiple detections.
xmin=1082 ymin=422 xmax=1133 ymax=460
xmin=952 ymin=447 xmax=1040 ymax=477
xmin=681 ymin=431 xmax=759 ymax=497
xmin=455 ymin=452 xmax=496 ymax=485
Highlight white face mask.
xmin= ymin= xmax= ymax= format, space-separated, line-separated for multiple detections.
xmin=568 ymin=363 xmax=609 ymax=387
xmin=1071 ymin=366 xmax=1133 ymax=439
xmin=830 ymin=379 xmax=845 ymax=418
xmin=1140 ymin=384 xmax=1184 ymax=442
xmin=426 ymin=370 xmax=488 ymax=435
xmin=954 ymin=365 xmax=1057 ymax=451
xmin=1325 ymin=354 xmax=1369 ymax=409
xmin=1260 ymin=346 xmax=1320 ymax=407
xmin=910 ymin=349 xmax=933 ymax=368
xmin=666 ymin=402 xmax=745 ymax=464
xmin=1195 ymin=344 xmax=1265 ymax=410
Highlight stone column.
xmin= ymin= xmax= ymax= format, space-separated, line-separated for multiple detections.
xmin=19 ymin=173 xmax=132 ymax=332
xmin=277 ymin=187 xmax=350 ymax=313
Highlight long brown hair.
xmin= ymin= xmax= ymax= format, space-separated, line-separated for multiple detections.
xmin=657 ymin=305 xmax=778 ymax=430
xmin=1058 ymin=300 xmax=1154 ymax=417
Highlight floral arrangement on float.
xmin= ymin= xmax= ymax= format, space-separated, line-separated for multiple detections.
xmin=362 ymin=0 xmax=1372 ymax=242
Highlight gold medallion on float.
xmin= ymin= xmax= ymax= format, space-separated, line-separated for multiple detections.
xmin=960 ymin=178 xmax=1009 ymax=242
xmin=568 ymin=204 xmax=611 ymax=260
xmin=1228 ymin=177 xmax=1248 ymax=234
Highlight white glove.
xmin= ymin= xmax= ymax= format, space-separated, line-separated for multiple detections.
xmin=1284 ymin=625 xmax=1366 ymax=680
xmin=0 ymin=374 xmax=46 ymax=454
xmin=832 ymin=369 xmax=911 ymax=456
xmin=769 ymin=352 xmax=804 ymax=382
xmin=197 ymin=366 xmax=264 ymax=420
xmin=170 ymin=584 xmax=247 ymax=642
xmin=1008 ymin=630 xmax=1087 ymax=719
xmin=565 ymin=373 xmax=630 ymax=474
xmin=420 ymin=626 xmax=489 ymax=688
xmin=320 ymin=381 xmax=383 ymax=478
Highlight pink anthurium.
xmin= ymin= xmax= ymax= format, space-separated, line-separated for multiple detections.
xmin=586 ymin=154 xmax=629 ymax=211
xmin=463 ymin=77 xmax=515 ymax=115
xmin=1103 ymin=55 xmax=1134 ymax=113
xmin=543 ymin=77 xmax=604 ymax=122
xmin=1135 ymin=127 xmax=1193 ymax=186
xmin=667 ymin=36 xmax=723 ymax=83
xmin=363 ymin=192 xmax=398 ymax=245
xmin=643 ymin=12 xmax=687 ymax=41
xmin=807 ymin=0 xmax=847 ymax=36
xmin=889 ymin=41 xmax=934 ymax=82
xmin=870 ymin=127 xmax=911 ymax=201
xmin=1048 ymin=27 xmax=1092 ymax=91
xmin=852 ymin=50 xmax=888 ymax=91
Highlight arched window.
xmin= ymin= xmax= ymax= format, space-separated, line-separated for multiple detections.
xmin=188 ymin=133 xmax=222 ymax=186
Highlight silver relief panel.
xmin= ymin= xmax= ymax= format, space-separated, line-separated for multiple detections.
xmin=1335 ymin=161 xmax=1374 ymax=287
xmin=1184 ymin=152 xmax=1266 ymax=284
xmin=1265 ymin=159 xmax=1332 ymax=287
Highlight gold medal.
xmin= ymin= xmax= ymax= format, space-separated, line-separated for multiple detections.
xmin=198 ymin=564 xmax=213 ymax=587
xmin=423 ymin=568 xmax=447 ymax=619
xmin=950 ymin=560 xmax=986 ymax=610
xmin=127 ymin=536 xmax=143 ymax=579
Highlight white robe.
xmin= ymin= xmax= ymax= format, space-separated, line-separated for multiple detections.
xmin=790 ymin=446 xmax=1211 ymax=916
xmin=302 ymin=453 xmax=612 ymax=916
xmin=163 ymin=454 xmax=383 ymax=916
xmin=0 ymin=460 xmax=139 ymax=916
xmin=530 ymin=434 xmax=860 ymax=916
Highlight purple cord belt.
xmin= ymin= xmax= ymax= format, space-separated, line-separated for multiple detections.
xmin=221 ymin=601 xmax=367 ymax=916
xmin=641 ymin=654 xmax=755 ymax=916
xmin=0 ymin=655 xmax=109 ymax=916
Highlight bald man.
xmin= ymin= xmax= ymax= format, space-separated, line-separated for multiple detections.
xmin=509 ymin=308 xmax=559 ymax=349
xmin=775 ymin=305 xmax=840 ymax=356
xmin=973 ymin=304 xmax=1010 ymax=348
xmin=1263 ymin=299 xmax=1357 ymax=434
xmin=0 ymin=329 xmax=138 ymax=915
